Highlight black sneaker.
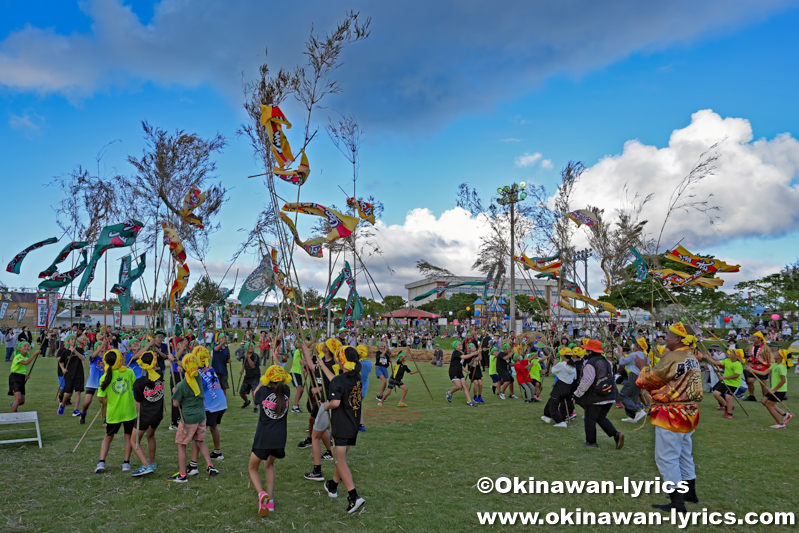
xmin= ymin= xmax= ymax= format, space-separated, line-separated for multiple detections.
xmin=207 ymin=465 xmax=219 ymax=476
xmin=375 ymin=395 xmax=382 ymax=401
xmin=304 ymin=471 xmax=324 ymax=482
xmin=297 ymin=438 xmax=312 ymax=449
xmin=186 ymin=465 xmax=199 ymax=476
xmin=346 ymin=496 xmax=366 ymax=514
xmin=583 ymin=442 xmax=599 ymax=448
xmin=210 ymin=451 xmax=224 ymax=461
xmin=324 ymin=480 xmax=338 ymax=498
xmin=322 ymin=450 xmax=334 ymax=461
xmin=291 ymin=405 xmax=302 ymax=413
xmin=744 ymin=396 xmax=757 ymax=402
xmin=241 ymin=400 xmax=252 ymax=409
xmin=79 ymin=414 xmax=86 ymax=425
xmin=169 ymin=473 xmax=188 ymax=483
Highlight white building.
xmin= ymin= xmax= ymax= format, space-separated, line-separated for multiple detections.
xmin=405 ymin=276 xmax=558 ymax=306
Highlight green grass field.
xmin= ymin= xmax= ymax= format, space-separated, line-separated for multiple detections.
xmin=0 ymin=355 xmax=796 ymax=532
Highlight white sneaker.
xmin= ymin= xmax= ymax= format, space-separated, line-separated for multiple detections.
xmin=509 ymin=394 xmax=518 ymax=399
xmin=621 ymin=417 xmax=633 ymax=423
xmin=540 ymin=416 xmax=552 ymax=424
xmin=553 ymin=422 xmax=568 ymax=428
xmin=121 ymin=462 xmax=131 ymax=472
xmin=498 ymin=393 xmax=506 ymax=400
xmin=633 ymin=410 xmax=647 ymax=422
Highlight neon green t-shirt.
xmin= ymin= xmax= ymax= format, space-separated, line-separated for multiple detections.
xmin=529 ymin=359 xmax=542 ymax=381
xmin=10 ymin=352 xmax=32 ymax=375
xmin=489 ymin=353 xmax=498 ymax=375
xmin=290 ymin=348 xmax=302 ymax=374
xmin=97 ymin=368 xmax=137 ymax=424
xmin=722 ymin=359 xmax=743 ymax=387
xmin=771 ymin=363 xmax=787 ymax=392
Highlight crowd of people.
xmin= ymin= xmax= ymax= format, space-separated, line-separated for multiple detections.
xmin=3 ymin=315 xmax=795 ymax=517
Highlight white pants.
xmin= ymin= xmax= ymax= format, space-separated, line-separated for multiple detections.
xmin=654 ymin=426 xmax=696 ymax=485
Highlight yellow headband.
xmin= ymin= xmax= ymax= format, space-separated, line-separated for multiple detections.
xmin=559 ymin=347 xmax=573 ymax=357
xmin=656 ymin=345 xmax=666 ymax=355
xmin=636 ymin=337 xmax=649 ymax=353
xmin=326 ymin=338 xmax=342 ymax=356
xmin=778 ymin=349 xmax=789 ymax=365
xmin=336 ymin=346 xmax=356 ymax=372
xmin=669 ymin=323 xmax=697 ymax=347
xmin=753 ymin=331 xmax=765 ymax=342
xmin=356 ymin=344 xmax=368 ymax=361
xmin=103 ymin=349 xmax=127 ymax=375
xmin=193 ymin=345 xmax=211 ymax=367
xmin=571 ymin=347 xmax=586 ymax=359
xmin=727 ymin=348 xmax=744 ymax=360
xmin=137 ymin=351 xmax=160 ymax=382
xmin=260 ymin=365 xmax=292 ymax=387
xmin=181 ymin=353 xmax=201 ymax=397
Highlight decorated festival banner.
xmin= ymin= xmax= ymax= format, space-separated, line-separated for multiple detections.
xmin=652 ymin=268 xmax=724 ymax=289
xmin=78 ymin=220 xmax=144 ymax=296
xmin=162 ymin=224 xmax=187 ymax=263
xmin=6 ymin=236 xmax=58 ymax=274
xmin=238 ymin=255 xmax=275 ymax=308
xmin=179 ymin=188 xmax=206 ymax=229
xmin=347 ymin=197 xmax=376 ymax=225
xmin=169 ymin=263 xmax=190 ymax=308
xmin=565 ymin=209 xmax=599 ymax=227
xmin=38 ymin=250 xmax=89 ymax=290
xmin=273 ymin=150 xmax=311 ymax=186
xmin=282 ymin=202 xmax=360 ymax=241
xmin=16 ymin=307 xmax=27 ymax=323
xmin=279 ymin=212 xmax=325 ymax=258
xmin=38 ymin=241 xmax=89 ymax=279
xmin=260 ymin=105 xmax=294 ymax=168
xmin=0 ymin=301 xmax=8 ymax=320
xmin=560 ymin=289 xmax=617 ymax=314
xmin=666 ymin=245 xmax=740 ymax=273
xmin=36 ymin=298 xmax=48 ymax=327
xmin=601 ymin=255 xmax=613 ymax=294
xmin=630 ymin=247 xmax=648 ymax=282
xmin=110 ymin=253 xmax=147 ymax=312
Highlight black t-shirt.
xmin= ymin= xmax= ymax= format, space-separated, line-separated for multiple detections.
xmin=58 ymin=346 xmax=85 ymax=379
xmin=496 ymin=351 xmax=509 ymax=372
xmin=375 ymin=350 xmax=390 ymax=368
xmin=394 ymin=362 xmax=410 ymax=382
xmin=480 ymin=337 xmax=490 ymax=353
xmin=253 ymin=384 xmax=290 ymax=450
xmin=321 ymin=357 xmax=336 ymax=400
xmin=329 ymin=371 xmax=361 ymax=440
xmin=243 ymin=352 xmax=261 ymax=380
xmin=133 ymin=373 xmax=165 ymax=421
xmin=449 ymin=350 xmax=463 ymax=376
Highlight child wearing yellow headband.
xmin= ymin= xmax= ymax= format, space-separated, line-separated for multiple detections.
xmin=168 ymin=353 xmax=218 ymax=482
xmin=132 ymin=351 xmax=165 ymax=471
xmin=194 ymin=346 xmax=227 ymax=464
xmin=747 ymin=349 xmax=791 ymax=429
xmin=320 ymin=345 xmax=366 ymax=514
xmin=249 ymin=365 xmax=291 ymax=517
xmin=378 ymin=351 xmax=418 ymax=407
xmin=95 ymin=350 xmax=154 ymax=477
xmin=300 ymin=340 xmax=336 ymax=480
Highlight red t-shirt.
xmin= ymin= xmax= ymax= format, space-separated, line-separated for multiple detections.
xmin=514 ymin=360 xmax=532 ymax=384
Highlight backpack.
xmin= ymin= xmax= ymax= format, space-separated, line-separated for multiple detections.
xmin=591 ymin=357 xmax=615 ymax=397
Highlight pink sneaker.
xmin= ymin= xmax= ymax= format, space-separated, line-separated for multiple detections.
xmin=267 ymin=500 xmax=275 ymax=513
xmin=258 ymin=491 xmax=270 ymax=517
xmin=784 ymin=413 xmax=794 ymax=424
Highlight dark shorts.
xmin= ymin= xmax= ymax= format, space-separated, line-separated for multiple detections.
xmin=240 ymin=377 xmax=259 ymax=395
xmin=217 ymin=374 xmax=229 ymax=391
xmin=62 ymin=375 xmax=85 ymax=394
xmin=713 ymin=382 xmax=736 ymax=396
xmin=8 ymin=373 xmax=25 ymax=396
xmin=138 ymin=413 xmax=163 ymax=432
xmin=469 ymin=366 xmax=483 ymax=381
xmin=388 ymin=378 xmax=403 ymax=389
xmin=449 ymin=371 xmax=464 ymax=382
xmin=291 ymin=373 xmax=303 ymax=388
xmin=252 ymin=447 xmax=286 ymax=461
xmin=106 ymin=419 xmax=136 ymax=436
xmin=490 ymin=374 xmax=500 ymax=384
xmin=332 ymin=434 xmax=358 ymax=447
xmin=531 ymin=379 xmax=541 ymax=386
xmin=85 ymin=387 xmax=98 ymax=396
xmin=206 ymin=409 xmax=226 ymax=428
xmin=498 ymin=371 xmax=513 ymax=383
xmin=744 ymin=370 xmax=767 ymax=383
xmin=765 ymin=391 xmax=786 ymax=403
xmin=307 ymin=398 xmax=320 ymax=419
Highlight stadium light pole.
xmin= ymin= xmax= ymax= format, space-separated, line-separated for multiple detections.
xmin=496 ymin=182 xmax=528 ymax=335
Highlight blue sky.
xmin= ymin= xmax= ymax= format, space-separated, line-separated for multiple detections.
xmin=2 ymin=0 xmax=799 ymax=299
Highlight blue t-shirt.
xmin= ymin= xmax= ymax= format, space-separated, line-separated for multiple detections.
xmin=200 ymin=367 xmax=227 ymax=413
xmin=156 ymin=342 xmax=168 ymax=371
xmin=212 ymin=346 xmax=230 ymax=376
xmin=126 ymin=352 xmax=143 ymax=379
xmin=171 ymin=350 xmax=184 ymax=373
xmin=360 ymin=360 xmax=372 ymax=382
xmin=86 ymin=352 xmax=104 ymax=389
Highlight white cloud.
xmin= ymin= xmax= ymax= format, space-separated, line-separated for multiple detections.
xmin=9 ymin=111 xmax=45 ymax=134
xmin=515 ymin=152 xmax=543 ymax=167
xmin=541 ymin=159 xmax=553 ymax=169
xmin=568 ymin=109 xmax=799 ymax=251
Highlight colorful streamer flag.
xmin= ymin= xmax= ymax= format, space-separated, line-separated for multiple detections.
xmin=169 ymin=263 xmax=190 ymax=308
xmin=6 ymin=237 xmax=58 ymax=274
xmin=666 ymin=245 xmax=740 ymax=273
xmin=265 ymin=248 xmax=294 ymax=301
xmin=162 ymin=223 xmax=187 ymax=264
xmin=483 ymin=267 xmax=495 ymax=299
xmin=78 ymin=220 xmax=144 ymax=296
xmin=560 ymin=289 xmax=617 ymax=314
xmin=347 ymin=197 xmax=376 ymax=225
xmin=411 ymin=281 xmax=487 ymax=301
xmin=630 ymin=247 xmax=648 ymax=282
xmin=110 ymin=253 xmax=147 ymax=312
xmin=179 ymin=189 xmax=206 ymax=229
xmin=412 ymin=287 xmax=441 ymax=301
xmin=322 ymin=261 xmax=363 ymax=325
xmin=282 ymin=202 xmax=359 ymax=241
xmin=38 ymin=250 xmax=89 ymax=290
xmin=38 ymin=241 xmax=89 ymax=278
xmin=559 ymin=300 xmax=590 ymax=314
xmin=652 ymin=269 xmax=724 ymax=289
xmin=513 ymin=254 xmax=561 ymax=274
xmin=238 ymin=255 xmax=275 ymax=308
xmin=273 ymin=150 xmax=310 ymax=186
xmin=279 ymin=212 xmax=325 ymax=258
xmin=601 ymin=255 xmax=613 ymax=294
xmin=565 ymin=209 xmax=599 ymax=227
xmin=260 ymin=105 xmax=294 ymax=168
